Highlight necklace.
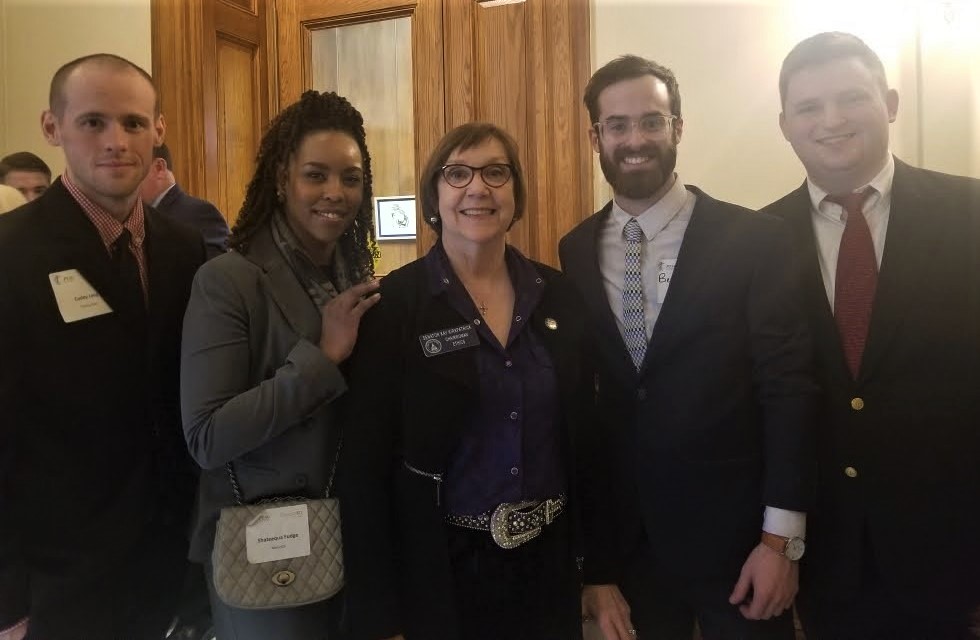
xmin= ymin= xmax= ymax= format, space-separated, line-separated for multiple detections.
xmin=477 ymin=300 xmax=488 ymax=315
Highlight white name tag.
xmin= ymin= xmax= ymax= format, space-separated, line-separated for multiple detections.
xmin=49 ymin=269 xmax=113 ymax=323
xmin=245 ymin=504 xmax=311 ymax=564
xmin=657 ymin=258 xmax=677 ymax=304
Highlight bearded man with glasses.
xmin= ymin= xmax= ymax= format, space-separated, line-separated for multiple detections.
xmin=560 ymin=54 xmax=817 ymax=640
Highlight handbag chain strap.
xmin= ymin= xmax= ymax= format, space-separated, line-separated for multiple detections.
xmin=225 ymin=431 xmax=344 ymax=507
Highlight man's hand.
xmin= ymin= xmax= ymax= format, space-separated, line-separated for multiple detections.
xmin=319 ymin=279 xmax=381 ymax=364
xmin=728 ymin=542 xmax=798 ymax=620
xmin=582 ymin=584 xmax=636 ymax=639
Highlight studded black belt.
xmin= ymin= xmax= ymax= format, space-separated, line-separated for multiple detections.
xmin=445 ymin=495 xmax=566 ymax=549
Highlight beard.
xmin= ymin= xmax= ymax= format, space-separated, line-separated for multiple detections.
xmin=598 ymin=141 xmax=678 ymax=201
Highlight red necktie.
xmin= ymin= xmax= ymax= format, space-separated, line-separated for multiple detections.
xmin=829 ymin=189 xmax=875 ymax=379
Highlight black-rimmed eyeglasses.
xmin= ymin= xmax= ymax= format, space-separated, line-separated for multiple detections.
xmin=440 ymin=163 xmax=514 ymax=189
xmin=593 ymin=114 xmax=678 ymax=142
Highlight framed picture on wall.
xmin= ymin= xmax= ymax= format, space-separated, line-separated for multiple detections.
xmin=374 ymin=196 xmax=417 ymax=241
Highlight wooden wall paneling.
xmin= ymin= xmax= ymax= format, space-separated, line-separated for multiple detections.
xmin=153 ymin=0 xmax=269 ymax=225
xmin=409 ymin=0 xmax=446 ymax=254
xmin=215 ymin=36 xmax=260 ymax=226
xmin=151 ymin=0 xmax=208 ymax=199
xmin=442 ymin=0 xmax=475 ymax=127
xmin=569 ymin=0 xmax=593 ymax=228
xmin=473 ymin=2 xmax=531 ymax=257
xmin=525 ymin=0 xmax=589 ymax=266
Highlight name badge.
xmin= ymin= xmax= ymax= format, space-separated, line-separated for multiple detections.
xmin=418 ymin=323 xmax=480 ymax=357
xmin=657 ymin=258 xmax=677 ymax=304
xmin=245 ymin=504 xmax=311 ymax=564
xmin=49 ymin=269 xmax=113 ymax=323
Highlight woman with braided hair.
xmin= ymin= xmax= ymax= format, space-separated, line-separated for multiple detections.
xmin=180 ymin=90 xmax=380 ymax=639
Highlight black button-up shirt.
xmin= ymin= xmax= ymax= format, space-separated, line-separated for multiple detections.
xmin=424 ymin=244 xmax=564 ymax=516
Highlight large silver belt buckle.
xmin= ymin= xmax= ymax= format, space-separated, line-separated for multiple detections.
xmin=489 ymin=500 xmax=541 ymax=549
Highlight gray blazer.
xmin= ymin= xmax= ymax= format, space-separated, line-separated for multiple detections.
xmin=180 ymin=224 xmax=346 ymax=562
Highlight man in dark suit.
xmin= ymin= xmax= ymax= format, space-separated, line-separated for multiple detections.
xmin=560 ymin=55 xmax=817 ymax=640
xmin=0 ymin=53 xmax=205 ymax=639
xmin=761 ymin=32 xmax=980 ymax=639
xmin=140 ymin=142 xmax=229 ymax=258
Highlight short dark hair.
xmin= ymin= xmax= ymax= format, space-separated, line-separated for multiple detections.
xmin=49 ymin=53 xmax=158 ymax=117
xmin=230 ymin=90 xmax=375 ymax=282
xmin=779 ymin=32 xmax=889 ymax=107
xmin=153 ymin=143 xmax=173 ymax=173
xmin=418 ymin=122 xmax=527 ymax=235
xmin=584 ymin=55 xmax=682 ymax=124
xmin=0 ymin=152 xmax=51 ymax=180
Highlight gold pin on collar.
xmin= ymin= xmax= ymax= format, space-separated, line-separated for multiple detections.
xmin=544 ymin=318 xmax=558 ymax=330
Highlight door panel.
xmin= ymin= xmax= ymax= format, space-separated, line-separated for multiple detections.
xmin=277 ymin=0 xmax=444 ymax=274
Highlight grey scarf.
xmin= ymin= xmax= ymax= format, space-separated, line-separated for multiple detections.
xmin=270 ymin=213 xmax=353 ymax=309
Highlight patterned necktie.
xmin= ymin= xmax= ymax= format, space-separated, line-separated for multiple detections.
xmin=622 ymin=218 xmax=647 ymax=371
xmin=829 ymin=189 xmax=875 ymax=379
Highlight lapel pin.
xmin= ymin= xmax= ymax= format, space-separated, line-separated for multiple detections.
xmin=544 ymin=318 xmax=558 ymax=330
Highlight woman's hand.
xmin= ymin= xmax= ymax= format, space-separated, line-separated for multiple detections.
xmin=319 ymin=279 xmax=381 ymax=364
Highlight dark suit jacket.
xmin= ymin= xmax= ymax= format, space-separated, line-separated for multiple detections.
xmin=559 ymin=185 xmax=817 ymax=584
xmin=339 ymin=248 xmax=612 ymax=640
xmin=760 ymin=158 xmax=980 ymax=615
xmin=0 ymin=179 xmax=205 ymax=628
xmin=156 ymin=184 xmax=229 ymax=259
xmin=180 ymin=225 xmax=348 ymax=564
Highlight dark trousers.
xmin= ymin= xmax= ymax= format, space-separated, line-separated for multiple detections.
xmin=448 ymin=514 xmax=582 ymax=640
xmin=25 ymin=525 xmax=188 ymax=640
xmin=620 ymin=537 xmax=795 ymax=640
xmin=798 ymin=541 xmax=976 ymax=640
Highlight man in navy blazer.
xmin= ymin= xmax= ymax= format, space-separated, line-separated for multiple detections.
xmin=761 ymin=32 xmax=980 ymax=638
xmin=0 ymin=54 xmax=204 ymax=639
xmin=140 ymin=142 xmax=229 ymax=258
xmin=560 ymin=55 xmax=817 ymax=640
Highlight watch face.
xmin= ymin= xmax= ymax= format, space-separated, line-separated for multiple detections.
xmin=785 ymin=537 xmax=806 ymax=561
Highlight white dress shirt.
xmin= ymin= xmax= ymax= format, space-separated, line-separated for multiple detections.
xmin=599 ymin=176 xmax=694 ymax=341
xmin=598 ymin=175 xmax=805 ymax=539
xmin=807 ymin=155 xmax=895 ymax=310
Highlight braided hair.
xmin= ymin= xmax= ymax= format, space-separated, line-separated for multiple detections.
xmin=230 ymin=90 xmax=376 ymax=282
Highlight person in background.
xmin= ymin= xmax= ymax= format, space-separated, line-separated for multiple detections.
xmin=0 ymin=53 xmax=204 ymax=640
xmin=561 ymin=54 xmax=817 ymax=639
xmin=139 ymin=142 xmax=230 ymax=258
xmin=762 ymin=31 xmax=980 ymax=639
xmin=0 ymin=151 xmax=51 ymax=202
xmin=340 ymin=122 xmax=612 ymax=640
xmin=0 ymin=185 xmax=27 ymax=214
xmin=180 ymin=90 xmax=380 ymax=640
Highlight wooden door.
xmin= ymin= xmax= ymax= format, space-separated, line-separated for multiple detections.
xmin=275 ymin=0 xmax=444 ymax=275
xmin=152 ymin=0 xmax=271 ymax=227
xmin=274 ymin=0 xmax=592 ymax=270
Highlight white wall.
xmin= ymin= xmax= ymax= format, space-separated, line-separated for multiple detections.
xmin=0 ymin=0 xmax=152 ymax=177
xmin=591 ymin=0 xmax=980 ymax=209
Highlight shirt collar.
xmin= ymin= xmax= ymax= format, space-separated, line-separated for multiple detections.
xmin=807 ymin=155 xmax=895 ymax=222
xmin=424 ymin=241 xmax=546 ymax=303
xmin=610 ymin=174 xmax=688 ymax=241
xmin=151 ymin=182 xmax=177 ymax=208
xmin=62 ymin=171 xmax=146 ymax=251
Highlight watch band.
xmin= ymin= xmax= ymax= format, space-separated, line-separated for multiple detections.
xmin=760 ymin=531 xmax=805 ymax=561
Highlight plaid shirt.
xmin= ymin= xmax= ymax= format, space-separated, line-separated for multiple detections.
xmin=62 ymin=172 xmax=148 ymax=301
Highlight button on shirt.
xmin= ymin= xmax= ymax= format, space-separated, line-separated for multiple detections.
xmin=808 ymin=155 xmax=894 ymax=310
xmin=425 ymin=244 xmax=564 ymax=516
xmin=599 ymin=176 xmax=694 ymax=341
